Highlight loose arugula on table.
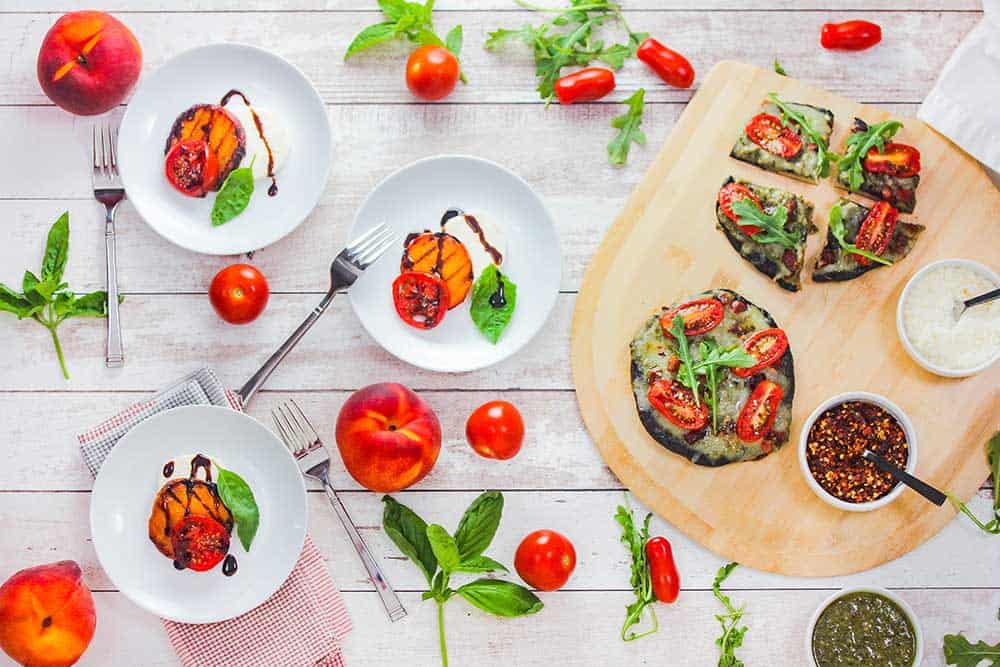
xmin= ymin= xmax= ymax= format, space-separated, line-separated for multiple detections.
xmin=211 ymin=156 xmax=256 ymax=226
xmin=216 ymin=465 xmax=261 ymax=551
xmin=731 ymin=199 xmax=800 ymax=250
xmin=713 ymin=562 xmax=749 ymax=667
xmin=767 ymin=92 xmax=838 ymax=178
xmin=608 ymin=88 xmax=646 ymax=166
xmin=945 ymin=432 xmax=1000 ymax=535
xmin=382 ymin=492 xmax=541 ymax=667
xmin=0 ymin=212 xmax=117 ymax=379
xmin=838 ymin=118 xmax=903 ymax=191
xmin=943 ymin=632 xmax=1000 ymax=666
xmin=614 ymin=495 xmax=658 ymax=641
xmin=469 ymin=265 xmax=518 ymax=344
xmin=828 ymin=203 xmax=894 ymax=266
xmin=773 ymin=59 xmax=788 ymax=76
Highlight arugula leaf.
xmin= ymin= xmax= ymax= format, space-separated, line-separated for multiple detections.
xmin=615 ymin=496 xmax=658 ymax=641
xmin=695 ymin=339 xmax=756 ymax=433
xmin=426 ymin=524 xmax=462 ymax=573
xmin=767 ymin=92 xmax=838 ymax=178
xmin=382 ymin=495 xmax=439 ymax=585
xmin=470 ymin=265 xmax=517 ymax=344
xmin=946 ymin=432 xmax=1000 ymax=535
xmin=211 ymin=157 xmax=255 ymax=226
xmin=943 ymin=633 xmax=1000 ymax=667
xmin=485 ymin=25 xmax=537 ymax=50
xmin=669 ymin=315 xmax=701 ymax=405
xmin=453 ymin=490 xmax=503 ymax=561
xmin=838 ymin=118 xmax=903 ymax=192
xmin=216 ymin=465 xmax=261 ymax=551
xmin=456 ymin=579 xmax=543 ymax=617
xmin=773 ymin=59 xmax=787 ymax=76
xmin=731 ymin=199 xmax=800 ymax=250
xmin=608 ymin=88 xmax=646 ymax=166
xmin=713 ymin=563 xmax=748 ymax=667
xmin=828 ymin=204 xmax=894 ymax=267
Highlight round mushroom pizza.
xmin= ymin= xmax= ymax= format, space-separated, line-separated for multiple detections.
xmin=629 ymin=288 xmax=794 ymax=466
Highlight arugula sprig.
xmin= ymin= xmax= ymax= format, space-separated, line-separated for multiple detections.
xmin=943 ymin=632 xmax=1000 ymax=666
xmin=615 ymin=495 xmax=658 ymax=641
xmin=608 ymin=88 xmax=646 ymax=165
xmin=838 ymin=118 xmax=903 ymax=191
xmin=713 ymin=563 xmax=749 ymax=667
xmin=945 ymin=432 xmax=1000 ymax=535
xmin=828 ymin=204 xmax=893 ymax=266
xmin=731 ymin=199 xmax=800 ymax=250
xmin=668 ymin=315 xmax=700 ymax=404
xmin=767 ymin=92 xmax=838 ymax=177
xmin=773 ymin=59 xmax=788 ymax=76
xmin=0 ymin=212 xmax=116 ymax=379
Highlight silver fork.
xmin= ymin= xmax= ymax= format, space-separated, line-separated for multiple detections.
xmin=273 ymin=399 xmax=407 ymax=623
xmin=236 ymin=224 xmax=396 ymax=404
xmin=92 ymin=121 xmax=125 ymax=368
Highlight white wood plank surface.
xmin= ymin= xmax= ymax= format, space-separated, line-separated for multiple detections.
xmin=0 ymin=2 xmax=995 ymax=667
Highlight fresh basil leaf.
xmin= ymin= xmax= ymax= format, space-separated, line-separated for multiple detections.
xmin=377 ymin=0 xmax=407 ymax=20
xmin=456 ymin=579 xmax=543 ymax=617
xmin=942 ymin=633 xmax=1000 ymax=667
xmin=453 ymin=490 xmax=503 ymax=561
xmin=416 ymin=28 xmax=444 ymax=46
xmin=211 ymin=159 xmax=255 ymax=227
xmin=453 ymin=555 xmax=509 ymax=574
xmin=0 ymin=284 xmax=33 ymax=318
xmin=68 ymin=291 xmax=111 ymax=318
xmin=426 ymin=524 xmax=461 ymax=573
xmin=216 ymin=466 xmax=261 ymax=551
xmin=344 ymin=21 xmax=399 ymax=60
xmin=608 ymin=88 xmax=646 ymax=166
xmin=382 ymin=495 xmax=438 ymax=585
xmin=445 ymin=24 xmax=463 ymax=57
xmin=41 ymin=212 xmax=70 ymax=283
xmin=470 ymin=265 xmax=517 ymax=344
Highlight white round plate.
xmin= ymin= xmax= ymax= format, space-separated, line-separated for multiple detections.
xmin=117 ymin=43 xmax=331 ymax=255
xmin=90 ymin=406 xmax=307 ymax=624
xmin=349 ymin=155 xmax=561 ymax=372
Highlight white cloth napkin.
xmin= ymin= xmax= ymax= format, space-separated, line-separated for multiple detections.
xmin=919 ymin=0 xmax=1000 ymax=176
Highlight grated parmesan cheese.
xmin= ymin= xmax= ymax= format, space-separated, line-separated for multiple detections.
xmin=902 ymin=264 xmax=1000 ymax=371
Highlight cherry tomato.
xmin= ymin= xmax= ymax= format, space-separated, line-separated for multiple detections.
xmin=406 ymin=45 xmax=460 ymax=101
xmin=553 ymin=67 xmax=616 ymax=105
xmin=170 ymin=515 xmax=230 ymax=572
xmin=647 ymin=380 xmax=709 ymax=431
xmin=209 ymin=264 xmax=270 ymax=325
xmin=164 ymin=139 xmax=220 ymax=198
xmin=392 ymin=271 xmax=450 ymax=329
xmin=466 ymin=400 xmax=525 ymax=460
xmin=718 ymin=182 xmax=763 ymax=235
xmin=864 ymin=142 xmax=921 ymax=178
xmin=732 ymin=328 xmax=789 ymax=378
xmin=821 ymin=20 xmax=882 ymax=51
xmin=636 ymin=38 xmax=694 ymax=89
xmin=659 ymin=298 xmax=725 ymax=338
xmin=745 ymin=113 xmax=803 ymax=159
xmin=514 ymin=530 xmax=576 ymax=591
xmin=854 ymin=201 xmax=899 ymax=266
xmin=736 ymin=379 xmax=783 ymax=443
xmin=645 ymin=536 xmax=680 ymax=603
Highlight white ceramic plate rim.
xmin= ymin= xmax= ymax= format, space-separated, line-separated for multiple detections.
xmin=797 ymin=391 xmax=918 ymax=513
xmin=895 ymin=258 xmax=1000 ymax=378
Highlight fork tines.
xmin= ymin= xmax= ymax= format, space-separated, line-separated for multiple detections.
xmin=92 ymin=121 xmax=121 ymax=185
xmin=272 ymin=399 xmax=321 ymax=456
xmin=348 ymin=223 xmax=396 ymax=269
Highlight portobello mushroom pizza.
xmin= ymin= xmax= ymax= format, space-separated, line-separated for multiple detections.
xmin=630 ymin=289 xmax=794 ymax=467
xmin=730 ymin=94 xmax=835 ymax=183
xmin=716 ymin=178 xmax=816 ymax=292
xmin=835 ymin=118 xmax=921 ymax=213
xmin=814 ymin=199 xmax=925 ymax=282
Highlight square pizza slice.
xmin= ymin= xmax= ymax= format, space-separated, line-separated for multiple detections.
xmin=835 ymin=117 xmax=921 ymax=213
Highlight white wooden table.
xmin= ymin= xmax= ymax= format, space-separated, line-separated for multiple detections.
xmin=0 ymin=2 xmax=996 ymax=665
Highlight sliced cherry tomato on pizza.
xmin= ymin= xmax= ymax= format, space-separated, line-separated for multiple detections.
xmin=164 ymin=139 xmax=220 ymax=198
xmin=660 ymin=298 xmax=725 ymax=338
xmin=745 ymin=113 xmax=803 ymax=159
xmin=854 ymin=201 xmax=899 ymax=266
xmin=647 ymin=380 xmax=708 ymax=431
xmin=736 ymin=380 xmax=783 ymax=443
xmin=733 ymin=328 xmax=789 ymax=378
xmin=864 ymin=142 xmax=921 ymax=178
xmin=717 ymin=182 xmax=764 ymax=235
xmin=170 ymin=515 xmax=230 ymax=572
xmin=392 ymin=271 xmax=450 ymax=330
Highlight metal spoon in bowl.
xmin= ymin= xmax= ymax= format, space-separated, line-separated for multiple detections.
xmin=862 ymin=450 xmax=946 ymax=506
xmin=952 ymin=286 xmax=1000 ymax=322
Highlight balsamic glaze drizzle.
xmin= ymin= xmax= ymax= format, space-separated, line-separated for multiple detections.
xmin=219 ymin=89 xmax=279 ymax=196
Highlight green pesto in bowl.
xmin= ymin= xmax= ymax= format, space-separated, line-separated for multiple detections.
xmin=812 ymin=591 xmax=916 ymax=667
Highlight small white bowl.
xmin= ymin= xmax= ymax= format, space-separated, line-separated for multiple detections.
xmin=805 ymin=586 xmax=923 ymax=667
xmin=798 ymin=391 xmax=918 ymax=512
xmin=896 ymin=258 xmax=1000 ymax=378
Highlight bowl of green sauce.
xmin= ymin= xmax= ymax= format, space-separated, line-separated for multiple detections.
xmin=806 ymin=586 xmax=922 ymax=667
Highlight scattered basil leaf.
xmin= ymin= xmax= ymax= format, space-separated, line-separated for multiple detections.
xmin=731 ymin=199 xmax=800 ymax=250
xmin=767 ymin=92 xmax=838 ymax=178
xmin=838 ymin=119 xmax=903 ymax=192
xmin=608 ymin=88 xmax=646 ymax=166
xmin=713 ymin=562 xmax=748 ymax=667
xmin=946 ymin=432 xmax=1000 ymax=535
xmin=470 ymin=265 xmax=517 ymax=344
xmin=943 ymin=632 xmax=1000 ymax=667
xmin=456 ymin=579 xmax=543 ymax=617
xmin=211 ymin=156 xmax=255 ymax=227
xmin=426 ymin=524 xmax=462 ymax=573
xmin=773 ymin=59 xmax=787 ymax=76
xmin=453 ymin=490 xmax=503 ymax=561
xmin=615 ymin=496 xmax=658 ymax=641
xmin=828 ymin=204 xmax=894 ymax=266
xmin=382 ymin=495 xmax=438 ymax=585
xmin=216 ymin=466 xmax=260 ymax=551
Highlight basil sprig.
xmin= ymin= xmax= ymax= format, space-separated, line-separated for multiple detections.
xmin=211 ymin=156 xmax=255 ymax=226
xmin=945 ymin=432 xmax=1000 ymax=535
xmin=838 ymin=119 xmax=903 ymax=191
xmin=731 ymin=199 xmax=800 ymax=250
xmin=0 ymin=212 xmax=117 ymax=379
xmin=383 ymin=492 xmax=541 ymax=666
xmin=608 ymin=88 xmax=646 ymax=166
xmin=216 ymin=465 xmax=260 ymax=551
xmin=828 ymin=204 xmax=893 ymax=266
xmin=767 ymin=92 xmax=838 ymax=177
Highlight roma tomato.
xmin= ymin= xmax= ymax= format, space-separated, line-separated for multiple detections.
xmin=736 ymin=379 xmax=783 ymax=443
xmin=821 ymin=20 xmax=882 ymax=51
xmin=745 ymin=113 xmax=803 ymax=159
xmin=647 ymin=380 xmax=708 ymax=431
xmin=165 ymin=139 xmax=220 ymax=197
xmin=466 ymin=400 xmax=525 ymax=460
xmin=514 ymin=530 xmax=576 ymax=591
xmin=717 ymin=182 xmax=763 ymax=235
xmin=392 ymin=271 xmax=450 ymax=329
xmin=864 ymin=142 xmax=921 ymax=178
xmin=732 ymin=328 xmax=789 ymax=378
xmin=170 ymin=515 xmax=230 ymax=572
xmin=554 ymin=67 xmax=615 ymax=105
xmin=208 ymin=264 xmax=270 ymax=324
xmin=854 ymin=201 xmax=898 ymax=266
xmin=406 ymin=45 xmax=459 ymax=101
xmin=660 ymin=298 xmax=725 ymax=337
xmin=636 ymin=38 xmax=694 ymax=89
xmin=645 ymin=536 xmax=680 ymax=603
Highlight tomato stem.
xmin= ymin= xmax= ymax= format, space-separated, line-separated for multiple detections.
xmin=436 ymin=599 xmax=449 ymax=667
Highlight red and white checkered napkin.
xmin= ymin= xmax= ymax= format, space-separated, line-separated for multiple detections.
xmin=78 ymin=367 xmax=353 ymax=667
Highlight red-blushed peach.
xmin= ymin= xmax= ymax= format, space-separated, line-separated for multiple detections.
xmin=0 ymin=560 xmax=96 ymax=667
xmin=36 ymin=11 xmax=142 ymax=116
xmin=335 ymin=383 xmax=442 ymax=492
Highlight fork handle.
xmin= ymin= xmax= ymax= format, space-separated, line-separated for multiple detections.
xmin=104 ymin=205 xmax=124 ymax=368
xmin=321 ymin=476 xmax=407 ymax=622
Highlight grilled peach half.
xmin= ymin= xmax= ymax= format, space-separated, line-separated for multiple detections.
xmin=148 ymin=479 xmax=234 ymax=559
xmin=165 ymin=104 xmax=246 ymax=191
xmin=401 ymin=232 xmax=474 ymax=308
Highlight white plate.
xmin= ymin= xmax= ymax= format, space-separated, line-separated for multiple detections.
xmin=117 ymin=43 xmax=331 ymax=255
xmin=349 ymin=155 xmax=561 ymax=372
xmin=90 ymin=406 xmax=307 ymax=624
